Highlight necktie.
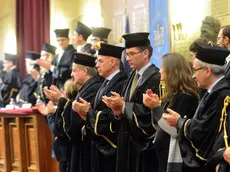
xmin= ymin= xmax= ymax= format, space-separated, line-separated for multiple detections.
xmin=94 ymin=79 xmax=109 ymax=108
xmin=129 ymin=72 xmax=140 ymax=100
xmin=193 ymin=91 xmax=209 ymax=119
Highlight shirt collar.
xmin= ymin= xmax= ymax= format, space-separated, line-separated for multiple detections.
xmin=137 ymin=62 xmax=151 ymax=76
xmin=106 ymin=70 xmax=120 ymax=81
xmin=207 ymin=76 xmax=224 ymax=93
xmin=77 ymin=43 xmax=87 ymax=52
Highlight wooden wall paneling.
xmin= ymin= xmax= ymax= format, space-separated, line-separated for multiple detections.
xmin=17 ymin=117 xmax=27 ymax=172
xmin=34 ymin=115 xmax=52 ymax=172
xmin=24 ymin=117 xmax=37 ymax=172
xmin=2 ymin=117 xmax=11 ymax=172
xmin=9 ymin=118 xmax=20 ymax=172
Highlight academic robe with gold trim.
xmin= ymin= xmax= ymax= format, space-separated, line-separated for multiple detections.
xmin=115 ymin=64 xmax=160 ymax=172
xmin=177 ymin=77 xmax=230 ymax=172
xmin=86 ymin=71 xmax=127 ymax=172
xmin=0 ymin=67 xmax=22 ymax=106
xmin=36 ymin=71 xmax=53 ymax=103
xmin=17 ymin=74 xmax=37 ymax=106
xmin=51 ymin=76 xmax=103 ymax=172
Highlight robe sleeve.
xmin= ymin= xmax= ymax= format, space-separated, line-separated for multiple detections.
xmin=87 ymin=108 xmax=117 ymax=149
xmin=151 ymin=94 xmax=198 ymax=138
xmin=177 ymin=94 xmax=224 ymax=161
xmin=123 ymin=102 xmax=155 ymax=152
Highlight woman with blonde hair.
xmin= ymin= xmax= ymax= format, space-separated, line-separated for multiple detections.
xmin=143 ymin=52 xmax=199 ymax=172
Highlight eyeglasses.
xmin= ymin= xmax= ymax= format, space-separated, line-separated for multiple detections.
xmin=192 ymin=67 xmax=205 ymax=73
xmin=126 ymin=51 xmax=142 ymax=57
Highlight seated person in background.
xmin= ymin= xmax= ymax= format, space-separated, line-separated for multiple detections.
xmin=16 ymin=51 xmax=40 ymax=106
xmin=0 ymin=53 xmax=22 ymax=106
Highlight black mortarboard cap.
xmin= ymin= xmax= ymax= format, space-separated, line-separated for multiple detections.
xmin=195 ymin=43 xmax=230 ymax=66
xmin=75 ymin=21 xmax=92 ymax=40
xmin=98 ymin=43 xmax=125 ymax=59
xmin=92 ymin=27 xmax=111 ymax=40
xmin=73 ymin=53 xmax=96 ymax=67
xmin=4 ymin=53 xmax=17 ymax=64
xmin=54 ymin=28 xmax=69 ymax=38
xmin=122 ymin=32 xmax=150 ymax=48
xmin=26 ymin=51 xmax=40 ymax=60
xmin=42 ymin=43 xmax=57 ymax=55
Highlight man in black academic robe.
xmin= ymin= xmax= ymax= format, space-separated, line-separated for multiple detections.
xmin=0 ymin=53 xmax=22 ymax=106
xmin=17 ymin=51 xmax=40 ymax=106
xmin=35 ymin=43 xmax=57 ymax=103
xmin=74 ymin=43 xmax=127 ymax=172
xmin=73 ymin=21 xmax=96 ymax=55
xmin=102 ymin=33 xmax=160 ymax=172
xmin=37 ymin=29 xmax=76 ymax=89
xmin=45 ymin=53 xmax=102 ymax=172
xmin=164 ymin=43 xmax=230 ymax=172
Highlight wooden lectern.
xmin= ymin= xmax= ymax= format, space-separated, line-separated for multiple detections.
xmin=0 ymin=108 xmax=58 ymax=172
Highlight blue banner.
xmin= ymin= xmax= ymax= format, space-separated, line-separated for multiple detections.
xmin=149 ymin=0 xmax=170 ymax=68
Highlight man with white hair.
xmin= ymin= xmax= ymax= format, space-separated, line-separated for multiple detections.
xmin=163 ymin=43 xmax=230 ymax=171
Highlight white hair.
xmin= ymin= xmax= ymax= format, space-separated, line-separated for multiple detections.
xmin=199 ymin=59 xmax=225 ymax=76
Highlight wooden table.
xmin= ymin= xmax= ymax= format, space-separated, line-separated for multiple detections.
xmin=0 ymin=108 xmax=58 ymax=172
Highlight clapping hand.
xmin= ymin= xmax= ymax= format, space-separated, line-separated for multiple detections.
xmin=143 ymin=89 xmax=160 ymax=109
xmin=72 ymin=97 xmax=91 ymax=120
xmin=163 ymin=108 xmax=181 ymax=127
xmin=43 ymin=85 xmax=63 ymax=103
xmin=102 ymin=92 xmax=124 ymax=117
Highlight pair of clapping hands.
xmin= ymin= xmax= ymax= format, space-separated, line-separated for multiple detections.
xmin=143 ymin=89 xmax=180 ymax=127
xmin=36 ymin=85 xmax=64 ymax=116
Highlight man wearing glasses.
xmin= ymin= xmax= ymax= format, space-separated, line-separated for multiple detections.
xmin=217 ymin=25 xmax=230 ymax=79
xmin=163 ymin=43 xmax=230 ymax=171
xmin=102 ymin=32 xmax=160 ymax=172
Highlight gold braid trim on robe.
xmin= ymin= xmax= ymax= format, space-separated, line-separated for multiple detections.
xmin=61 ymin=100 xmax=71 ymax=140
xmin=5 ymin=88 xmax=18 ymax=103
xmin=133 ymin=112 xmax=155 ymax=139
xmin=94 ymin=111 xmax=117 ymax=148
xmin=184 ymin=119 xmax=207 ymax=161
xmin=218 ymin=96 xmax=230 ymax=148
xmin=109 ymin=122 xmax=116 ymax=133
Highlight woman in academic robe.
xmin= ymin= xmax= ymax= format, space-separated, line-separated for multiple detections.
xmin=143 ymin=52 xmax=199 ymax=172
